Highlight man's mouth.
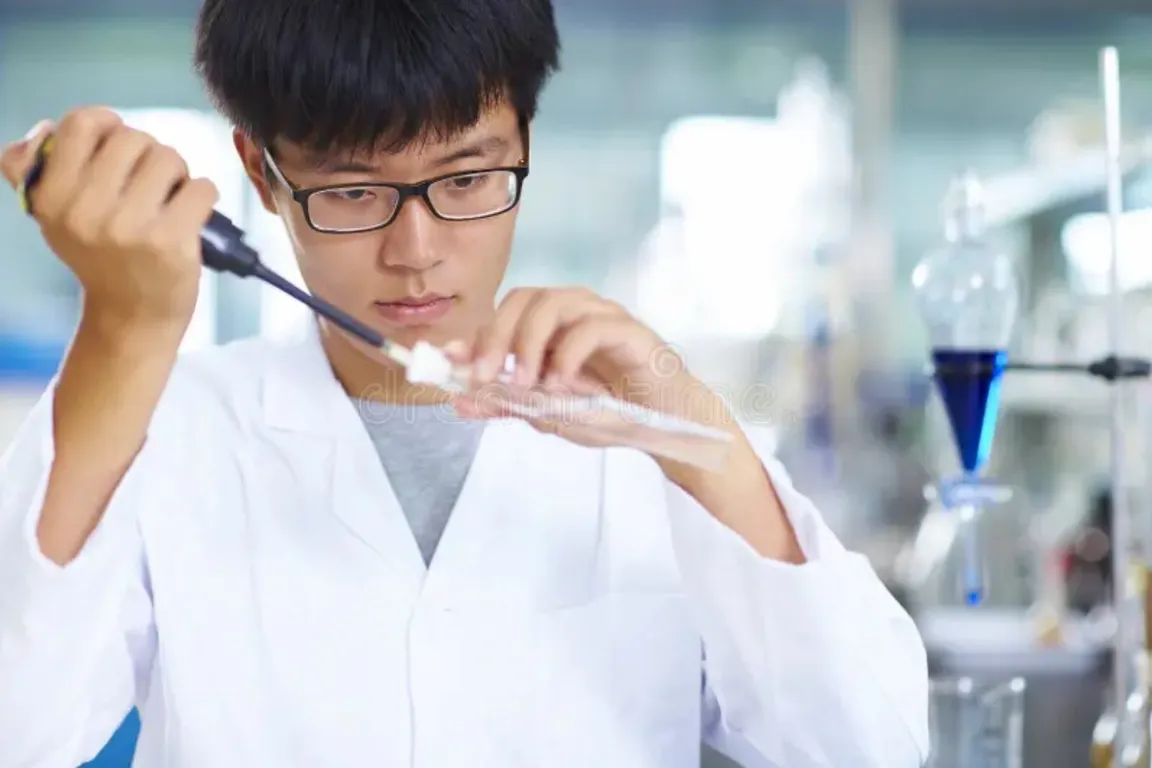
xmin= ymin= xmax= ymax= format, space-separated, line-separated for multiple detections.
xmin=373 ymin=295 xmax=455 ymax=326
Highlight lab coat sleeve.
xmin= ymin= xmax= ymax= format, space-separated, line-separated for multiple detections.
xmin=0 ymin=384 xmax=158 ymax=766
xmin=666 ymin=428 xmax=930 ymax=768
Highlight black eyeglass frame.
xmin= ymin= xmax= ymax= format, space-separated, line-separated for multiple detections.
xmin=262 ymin=126 xmax=532 ymax=235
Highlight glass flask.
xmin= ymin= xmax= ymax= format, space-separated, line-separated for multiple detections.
xmin=912 ymin=172 xmax=1019 ymax=476
xmin=928 ymin=677 xmax=1026 ymax=768
xmin=912 ymin=172 xmax=1020 ymax=604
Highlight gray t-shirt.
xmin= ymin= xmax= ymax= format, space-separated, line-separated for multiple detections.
xmin=353 ymin=400 xmax=485 ymax=565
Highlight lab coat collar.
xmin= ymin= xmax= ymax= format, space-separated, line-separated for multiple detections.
xmin=255 ymin=319 xmax=606 ymax=602
xmin=257 ymin=321 xmax=428 ymax=572
xmin=261 ymin=320 xmax=369 ymax=438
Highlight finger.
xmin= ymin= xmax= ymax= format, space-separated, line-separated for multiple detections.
xmin=110 ymin=144 xmax=191 ymax=237
xmin=453 ymin=384 xmax=521 ymax=420
xmin=548 ymin=316 xmax=648 ymax=384
xmin=33 ymin=107 xmax=123 ymax=221
xmin=65 ymin=127 xmax=155 ymax=238
xmin=512 ymin=290 xmax=619 ymax=387
xmin=453 ymin=396 xmax=504 ymax=420
xmin=1 ymin=119 xmax=53 ymax=189
xmin=505 ymin=290 xmax=555 ymax=385
xmin=524 ymin=416 xmax=621 ymax=449
xmin=472 ymin=288 xmax=537 ymax=383
xmin=442 ymin=339 xmax=474 ymax=363
xmin=541 ymin=374 xmax=608 ymax=398
xmin=157 ymin=178 xmax=220 ymax=246
xmin=539 ymin=420 xmax=619 ymax=447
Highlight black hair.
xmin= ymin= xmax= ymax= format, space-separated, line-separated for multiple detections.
xmin=194 ymin=0 xmax=559 ymax=155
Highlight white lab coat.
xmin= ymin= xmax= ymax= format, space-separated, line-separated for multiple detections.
xmin=0 ymin=322 xmax=929 ymax=768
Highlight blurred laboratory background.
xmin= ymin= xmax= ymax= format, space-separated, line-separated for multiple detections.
xmin=6 ymin=0 xmax=1152 ymax=766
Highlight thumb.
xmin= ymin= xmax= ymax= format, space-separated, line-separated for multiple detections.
xmin=1 ymin=119 xmax=53 ymax=190
xmin=442 ymin=338 xmax=475 ymax=363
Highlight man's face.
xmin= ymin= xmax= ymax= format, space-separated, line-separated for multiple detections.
xmin=236 ymin=101 xmax=525 ymax=352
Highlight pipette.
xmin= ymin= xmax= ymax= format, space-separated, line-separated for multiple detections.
xmin=18 ymin=138 xmax=735 ymax=472
xmin=17 ymin=138 xmax=408 ymax=366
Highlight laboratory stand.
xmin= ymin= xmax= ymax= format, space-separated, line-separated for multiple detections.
xmin=911 ymin=47 xmax=1152 ymax=768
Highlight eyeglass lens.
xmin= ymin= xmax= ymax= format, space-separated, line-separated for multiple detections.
xmin=307 ymin=170 xmax=520 ymax=232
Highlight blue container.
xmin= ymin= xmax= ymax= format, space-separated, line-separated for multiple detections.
xmin=931 ymin=348 xmax=1008 ymax=474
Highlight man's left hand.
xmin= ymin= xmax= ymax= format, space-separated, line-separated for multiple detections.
xmin=452 ymin=286 xmax=737 ymax=457
xmin=452 ymin=286 xmax=802 ymax=562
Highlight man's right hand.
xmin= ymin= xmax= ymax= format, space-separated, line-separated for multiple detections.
xmin=0 ymin=106 xmax=220 ymax=332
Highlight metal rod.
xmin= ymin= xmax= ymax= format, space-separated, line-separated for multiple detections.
xmin=932 ymin=356 xmax=1152 ymax=380
xmin=1005 ymin=357 xmax=1152 ymax=380
xmin=1004 ymin=361 xmax=1091 ymax=373
xmin=1101 ymin=45 xmax=1132 ymax=768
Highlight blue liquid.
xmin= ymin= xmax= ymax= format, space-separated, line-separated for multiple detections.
xmin=931 ymin=348 xmax=1008 ymax=474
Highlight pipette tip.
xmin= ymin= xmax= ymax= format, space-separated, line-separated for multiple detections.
xmin=379 ymin=339 xmax=413 ymax=369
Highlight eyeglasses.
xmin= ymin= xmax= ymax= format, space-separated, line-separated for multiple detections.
xmin=263 ymin=148 xmax=530 ymax=234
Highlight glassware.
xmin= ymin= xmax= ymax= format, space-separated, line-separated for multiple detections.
xmin=928 ymin=676 xmax=1025 ymax=768
xmin=402 ymin=341 xmax=737 ymax=472
xmin=912 ymin=172 xmax=1020 ymax=605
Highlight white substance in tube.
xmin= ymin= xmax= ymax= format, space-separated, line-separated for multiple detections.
xmin=405 ymin=341 xmax=457 ymax=388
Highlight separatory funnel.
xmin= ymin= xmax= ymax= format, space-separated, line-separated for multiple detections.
xmin=912 ymin=172 xmax=1019 ymax=605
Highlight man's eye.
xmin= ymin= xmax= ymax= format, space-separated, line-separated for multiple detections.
xmin=334 ymin=188 xmax=374 ymax=202
xmin=448 ymin=174 xmax=484 ymax=190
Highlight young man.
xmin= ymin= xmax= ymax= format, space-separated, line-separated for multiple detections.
xmin=0 ymin=2 xmax=928 ymax=766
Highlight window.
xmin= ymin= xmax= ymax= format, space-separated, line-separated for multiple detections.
xmin=637 ymin=116 xmax=803 ymax=341
xmin=635 ymin=60 xmax=850 ymax=343
xmin=1062 ymin=209 xmax=1152 ymax=294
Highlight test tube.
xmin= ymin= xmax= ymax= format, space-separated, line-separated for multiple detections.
xmin=958 ymin=503 xmax=985 ymax=606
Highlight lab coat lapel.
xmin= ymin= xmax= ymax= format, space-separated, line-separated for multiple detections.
xmin=330 ymin=425 xmax=427 ymax=578
xmin=261 ymin=322 xmax=425 ymax=581
xmin=421 ymin=420 xmax=605 ymax=611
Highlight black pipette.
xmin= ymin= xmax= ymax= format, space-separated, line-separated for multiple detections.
xmin=195 ymin=210 xmax=388 ymax=348
xmin=18 ymin=138 xmax=396 ymax=355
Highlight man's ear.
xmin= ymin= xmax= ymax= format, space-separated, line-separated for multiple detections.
xmin=233 ymin=129 xmax=277 ymax=214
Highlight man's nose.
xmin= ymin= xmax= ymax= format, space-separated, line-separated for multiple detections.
xmin=379 ymin=196 xmax=442 ymax=270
